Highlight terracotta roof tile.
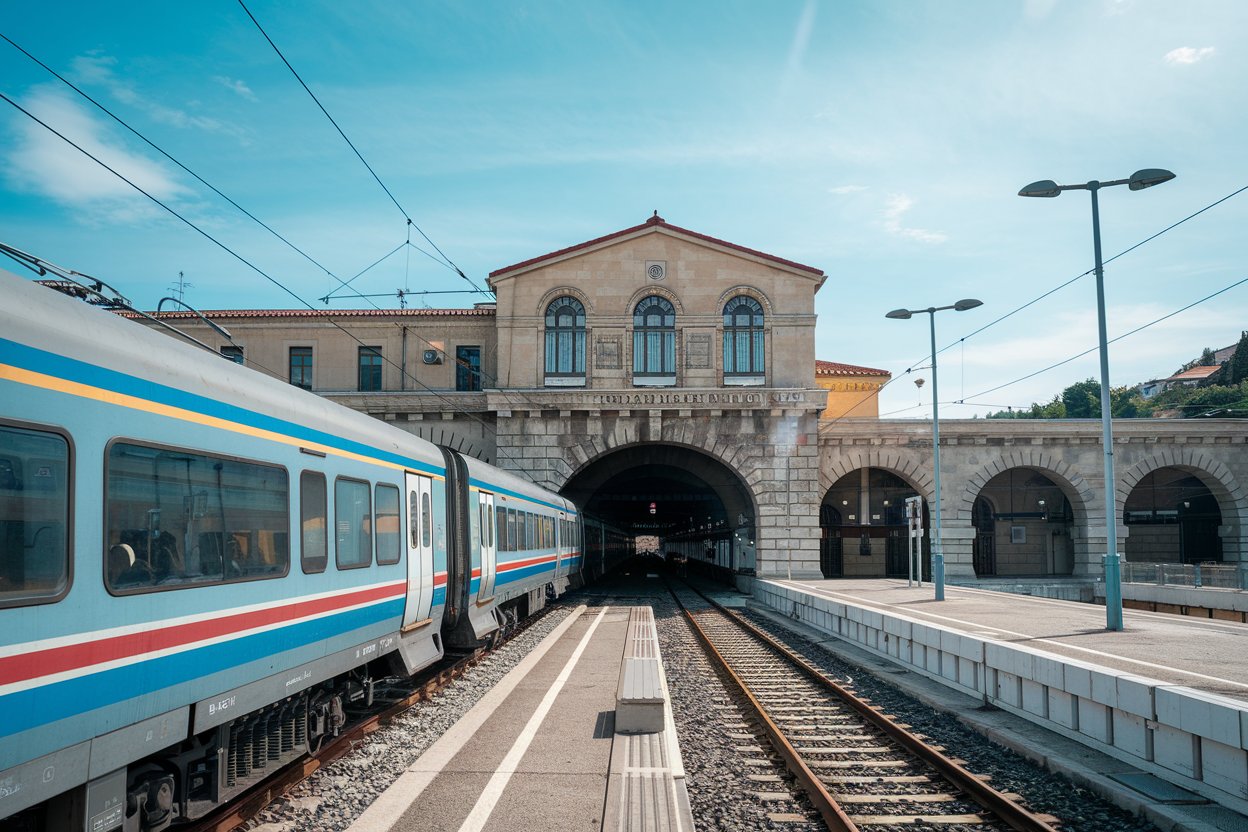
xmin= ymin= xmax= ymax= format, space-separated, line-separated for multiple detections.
xmin=489 ymin=213 xmax=824 ymax=278
xmin=124 ymin=307 xmax=495 ymax=320
xmin=1166 ymin=365 xmax=1222 ymax=382
xmin=815 ymin=359 xmax=890 ymax=377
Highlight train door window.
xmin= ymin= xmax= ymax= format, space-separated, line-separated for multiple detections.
xmin=412 ymin=491 xmax=421 ymax=549
xmin=335 ymin=477 xmax=372 ymax=569
xmin=421 ymin=492 xmax=432 ymax=548
xmin=106 ymin=442 xmax=289 ymax=592
xmin=375 ymin=484 xmax=401 ymax=565
xmin=0 ymin=424 xmax=71 ymax=608
xmin=300 ymin=471 xmax=327 ymax=573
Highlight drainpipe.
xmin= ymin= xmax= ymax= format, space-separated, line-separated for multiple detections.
xmin=400 ymin=326 xmax=407 ymax=391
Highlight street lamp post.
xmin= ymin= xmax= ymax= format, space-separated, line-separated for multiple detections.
xmin=1019 ymin=168 xmax=1175 ymax=632
xmin=886 ymin=298 xmax=983 ymax=601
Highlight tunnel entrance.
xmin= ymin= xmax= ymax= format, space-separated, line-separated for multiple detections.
xmin=560 ymin=444 xmax=757 ymax=580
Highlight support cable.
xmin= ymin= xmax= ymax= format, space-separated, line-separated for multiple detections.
xmin=236 ymin=0 xmax=490 ymax=298
xmin=0 ymin=89 xmax=517 ymax=464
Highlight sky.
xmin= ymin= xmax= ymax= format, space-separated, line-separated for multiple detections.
xmin=1 ymin=0 xmax=1246 ymax=419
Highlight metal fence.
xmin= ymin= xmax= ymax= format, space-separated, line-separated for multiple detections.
xmin=1121 ymin=561 xmax=1248 ymax=590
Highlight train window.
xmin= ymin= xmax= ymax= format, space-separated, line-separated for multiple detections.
xmin=506 ymin=509 xmax=518 ymax=552
xmin=412 ymin=491 xmax=421 ymax=549
xmin=421 ymin=492 xmax=432 ymax=548
xmin=0 ymin=424 xmax=71 ymax=607
xmin=375 ymin=484 xmax=401 ymax=565
xmin=106 ymin=442 xmax=289 ymax=592
xmin=495 ymin=506 xmax=505 ymax=553
xmin=335 ymin=478 xmax=372 ymax=569
xmin=300 ymin=471 xmax=327 ymax=574
xmin=522 ymin=512 xmax=532 ymax=551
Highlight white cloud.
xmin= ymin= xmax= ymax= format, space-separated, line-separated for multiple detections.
xmin=4 ymin=87 xmax=187 ymax=215
xmin=71 ymin=54 xmax=245 ymax=136
xmin=781 ymin=0 xmax=818 ymax=95
xmin=214 ymin=76 xmax=258 ymax=102
xmin=1164 ymin=46 xmax=1217 ymax=65
xmin=881 ymin=194 xmax=947 ymax=244
xmin=1024 ymin=0 xmax=1058 ymax=21
xmin=828 ymin=184 xmax=867 ymax=195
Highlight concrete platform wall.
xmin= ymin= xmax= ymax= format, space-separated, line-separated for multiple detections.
xmin=755 ymin=579 xmax=1248 ymax=812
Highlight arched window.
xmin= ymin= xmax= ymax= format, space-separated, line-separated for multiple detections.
xmin=632 ymin=295 xmax=676 ymax=382
xmin=544 ymin=296 xmax=586 ymax=382
xmin=722 ymin=296 xmax=764 ymax=381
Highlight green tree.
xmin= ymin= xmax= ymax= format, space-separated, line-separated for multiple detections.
xmin=1226 ymin=330 xmax=1248 ymax=386
xmin=1062 ymin=379 xmax=1101 ymax=418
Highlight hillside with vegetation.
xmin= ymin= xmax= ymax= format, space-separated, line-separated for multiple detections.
xmin=986 ymin=331 xmax=1248 ymax=419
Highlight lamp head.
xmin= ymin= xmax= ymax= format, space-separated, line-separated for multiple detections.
xmin=1019 ymin=179 xmax=1061 ymax=198
xmin=953 ymin=298 xmax=983 ymax=312
xmin=885 ymin=308 xmax=912 ymax=319
xmin=1128 ymin=168 xmax=1176 ymax=191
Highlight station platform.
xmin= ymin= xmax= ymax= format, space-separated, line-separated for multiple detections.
xmin=347 ymin=605 xmax=691 ymax=832
xmin=756 ymin=578 xmax=1248 ymax=817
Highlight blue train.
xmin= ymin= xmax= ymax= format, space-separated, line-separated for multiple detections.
xmin=0 ymin=273 xmax=627 ymax=831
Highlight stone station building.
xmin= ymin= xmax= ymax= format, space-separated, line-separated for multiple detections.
xmin=137 ymin=215 xmax=1248 ymax=588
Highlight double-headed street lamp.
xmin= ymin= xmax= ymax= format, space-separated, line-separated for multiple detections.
xmin=1019 ymin=168 xmax=1175 ymax=632
xmin=886 ymin=298 xmax=983 ymax=601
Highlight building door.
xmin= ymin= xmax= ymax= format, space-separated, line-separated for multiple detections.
xmin=885 ymin=529 xmax=908 ymax=577
xmin=403 ymin=472 xmax=435 ymax=629
xmin=972 ymin=496 xmax=997 ymax=577
xmin=456 ymin=346 xmax=482 ymax=391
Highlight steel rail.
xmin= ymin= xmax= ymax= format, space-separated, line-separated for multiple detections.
xmin=687 ymin=585 xmax=1058 ymax=832
xmin=673 ymin=589 xmax=860 ymax=831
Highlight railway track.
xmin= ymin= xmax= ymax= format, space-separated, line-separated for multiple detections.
xmin=671 ymin=583 xmax=1061 ymax=831
xmin=183 ymin=605 xmax=559 ymax=832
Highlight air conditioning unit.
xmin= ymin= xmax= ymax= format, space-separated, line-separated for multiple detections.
xmin=422 ymin=349 xmax=443 ymax=365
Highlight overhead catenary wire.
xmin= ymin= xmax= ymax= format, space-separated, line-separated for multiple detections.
xmin=0 ymin=89 xmax=520 ymax=466
xmin=958 ymin=272 xmax=1248 ymax=403
xmin=821 ymin=184 xmax=1248 ymax=427
xmin=0 ymin=33 xmax=504 ymax=387
xmin=236 ymin=0 xmax=491 ymax=300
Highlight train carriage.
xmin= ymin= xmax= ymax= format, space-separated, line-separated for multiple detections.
xmin=0 ymin=272 xmax=585 ymax=831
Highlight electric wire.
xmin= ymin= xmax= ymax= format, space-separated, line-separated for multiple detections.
xmin=236 ymin=0 xmax=490 ymax=299
xmin=931 ymin=184 xmax=1248 ymax=362
xmin=0 ymin=88 xmax=519 ymax=466
xmin=0 ymin=33 xmax=504 ymax=387
xmin=959 ymin=272 xmax=1248 ymax=403
xmin=822 ymin=185 xmax=1248 ymax=427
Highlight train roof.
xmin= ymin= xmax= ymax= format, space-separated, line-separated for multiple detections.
xmin=1 ymin=271 xmax=446 ymax=473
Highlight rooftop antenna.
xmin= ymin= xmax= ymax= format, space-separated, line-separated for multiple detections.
xmin=168 ymin=270 xmax=192 ymax=303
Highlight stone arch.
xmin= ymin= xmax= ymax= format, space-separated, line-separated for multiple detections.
xmin=819 ymin=449 xmax=934 ymax=504
xmin=1119 ymin=450 xmax=1248 ymax=531
xmin=625 ymin=284 xmax=685 ymax=315
xmin=715 ymin=285 xmax=774 ymax=316
xmin=955 ymin=452 xmax=1096 ymax=525
xmin=561 ymin=428 xmax=760 ymax=499
xmin=535 ymin=285 xmax=594 ymax=317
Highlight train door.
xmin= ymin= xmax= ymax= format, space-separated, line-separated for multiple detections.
xmin=555 ymin=511 xmax=569 ymax=578
xmin=402 ymin=472 xmax=435 ymax=629
xmin=477 ymin=491 xmax=497 ymax=600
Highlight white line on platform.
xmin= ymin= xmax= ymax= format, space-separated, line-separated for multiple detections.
xmin=792 ymin=583 xmax=1248 ymax=691
xmin=346 ymin=605 xmax=588 ymax=832
xmin=457 ymin=606 xmax=608 ymax=832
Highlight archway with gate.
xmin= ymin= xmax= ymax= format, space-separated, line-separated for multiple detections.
xmin=819 ymin=468 xmax=929 ymax=579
